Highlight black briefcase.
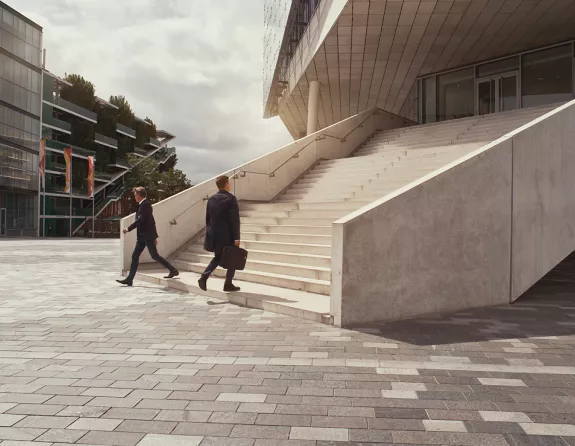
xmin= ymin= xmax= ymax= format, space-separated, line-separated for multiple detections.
xmin=219 ymin=246 xmax=248 ymax=271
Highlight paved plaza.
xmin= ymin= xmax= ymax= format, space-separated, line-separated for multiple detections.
xmin=2 ymin=240 xmax=575 ymax=445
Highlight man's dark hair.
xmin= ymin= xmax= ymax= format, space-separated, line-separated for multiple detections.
xmin=216 ymin=176 xmax=229 ymax=190
xmin=133 ymin=187 xmax=147 ymax=198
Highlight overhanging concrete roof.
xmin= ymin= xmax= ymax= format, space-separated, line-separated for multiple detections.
xmin=276 ymin=0 xmax=575 ymax=137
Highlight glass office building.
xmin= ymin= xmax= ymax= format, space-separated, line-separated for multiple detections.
xmin=0 ymin=1 xmax=42 ymax=237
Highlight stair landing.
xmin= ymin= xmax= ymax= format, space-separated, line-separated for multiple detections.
xmin=131 ymin=269 xmax=331 ymax=324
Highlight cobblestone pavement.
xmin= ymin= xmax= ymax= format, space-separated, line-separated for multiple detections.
xmin=2 ymin=240 xmax=575 ymax=445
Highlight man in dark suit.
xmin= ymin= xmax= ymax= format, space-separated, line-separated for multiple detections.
xmin=117 ymin=187 xmax=179 ymax=286
xmin=198 ymin=175 xmax=241 ymax=292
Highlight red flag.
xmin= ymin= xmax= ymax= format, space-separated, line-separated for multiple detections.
xmin=64 ymin=147 xmax=72 ymax=193
xmin=38 ymin=139 xmax=45 ymax=189
xmin=87 ymin=156 xmax=95 ymax=197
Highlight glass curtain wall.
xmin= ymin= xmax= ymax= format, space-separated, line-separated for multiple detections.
xmin=420 ymin=41 xmax=575 ymax=124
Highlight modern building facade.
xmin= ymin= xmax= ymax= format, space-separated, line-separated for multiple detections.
xmin=40 ymin=70 xmax=175 ymax=237
xmin=264 ymin=0 xmax=575 ymax=137
xmin=0 ymin=1 xmax=42 ymax=237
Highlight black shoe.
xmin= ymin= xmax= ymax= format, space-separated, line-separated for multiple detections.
xmin=198 ymin=276 xmax=207 ymax=291
xmin=223 ymin=283 xmax=240 ymax=292
xmin=165 ymin=269 xmax=179 ymax=279
xmin=116 ymin=279 xmax=133 ymax=286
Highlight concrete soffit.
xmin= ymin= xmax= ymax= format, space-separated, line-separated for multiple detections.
xmin=285 ymin=0 xmax=350 ymax=97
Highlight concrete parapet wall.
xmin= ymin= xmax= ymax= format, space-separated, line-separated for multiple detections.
xmin=332 ymin=100 xmax=575 ymax=327
xmin=120 ymin=108 xmax=412 ymax=271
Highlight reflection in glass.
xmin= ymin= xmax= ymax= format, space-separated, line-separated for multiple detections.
xmin=438 ymin=68 xmax=474 ymax=121
xmin=500 ymin=75 xmax=517 ymax=112
xmin=522 ymin=44 xmax=573 ymax=108
xmin=477 ymin=79 xmax=494 ymax=115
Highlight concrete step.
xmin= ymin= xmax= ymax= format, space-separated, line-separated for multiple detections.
xmin=242 ymin=231 xmax=331 ymax=245
xmin=133 ymin=270 xmax=330 ymax=324
xmin=172 ymin=259 xmax=330 ymax=295
xmin=183 ymin=246 xmax=332 ymax=268
xmin=175 ymin=255 xmax=331 ymax=281
xmin=241 ymin=216 xmax=336 ymax=226
xmin=242 ymin=224 xmax=332 ymax=235
xmin=242 ymin=239 xmax=331 ymax=256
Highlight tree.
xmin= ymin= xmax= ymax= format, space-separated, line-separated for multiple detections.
xmin=110 ymin=95 xmax=134 ymax=126
xmin=61 ymin=74 xmax=96 ymax=110
xmin=123 ymin=154 xmax=193 ymax=215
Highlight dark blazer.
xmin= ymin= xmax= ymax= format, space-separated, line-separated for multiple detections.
xmin=128 ymin=199 xmax=159 ymax=241
xmin=206 ymin=190 xmax=240 ymax=255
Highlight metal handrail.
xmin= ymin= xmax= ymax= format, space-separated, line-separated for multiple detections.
xmin=168 ymin=193 xmax=212 ymax=225
xmin=237 ymin=110 xmax=378 ymax=178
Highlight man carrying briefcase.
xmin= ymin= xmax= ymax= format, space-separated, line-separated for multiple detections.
xmin=199 ymin=175 xmax=241 ymax=292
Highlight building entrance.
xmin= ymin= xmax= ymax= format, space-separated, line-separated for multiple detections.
xmin=476 ymin=72 xmax=519 ymax=115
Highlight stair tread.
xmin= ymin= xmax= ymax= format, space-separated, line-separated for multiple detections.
xmin=188 ymin=246 xmax=331 ymax=260
xmin=179 ymin=258 xmax=331 ymax=272
xmin=177 ymin=261 xmax=330 ymax=285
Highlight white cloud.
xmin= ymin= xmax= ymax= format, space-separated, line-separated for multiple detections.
xmin=14 ymin=0 xmax=293 ymax=183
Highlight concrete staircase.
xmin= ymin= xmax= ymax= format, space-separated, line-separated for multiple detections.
xmin=169 ymin=105 xmax=555 ymax=321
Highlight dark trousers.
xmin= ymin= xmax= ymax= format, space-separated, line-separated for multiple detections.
xmin=202 ymin=252 xmax=235 ymax=283
xmin=128 ymin=238 xmax=175 ymax=280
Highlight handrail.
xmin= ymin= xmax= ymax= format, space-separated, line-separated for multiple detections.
xmin=168 ymin=194 xmax=212 ymax=225
xmin=237 ymin=110 xmax=379 ymax=178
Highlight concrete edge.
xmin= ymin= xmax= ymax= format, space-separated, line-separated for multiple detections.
xmin=130 ymin=271 xmax=331 ymax=325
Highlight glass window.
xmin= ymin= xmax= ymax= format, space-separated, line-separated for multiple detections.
xmin=422 ymin=76 xmax=437 ymax=123
xmin=522 ymin=44 xmax=573 ymax=108
xmin=437 ymin=67 xmax=475 ymax=121
xmin=477 ymin=56 xmax=519 ymax=78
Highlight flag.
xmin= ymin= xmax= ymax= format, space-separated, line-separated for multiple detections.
xmin=64 ymin=147 xmax=72 ymax=193
xmin=87 ymin=156 xmax=95 ymax=197
xmin=38 ymin=139 xmax=45 ymax=189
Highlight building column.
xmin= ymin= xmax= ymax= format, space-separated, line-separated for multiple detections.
xmin=306 ymin=80 xmax=320 ymax=135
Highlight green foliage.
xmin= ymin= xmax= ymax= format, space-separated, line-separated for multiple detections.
xmin=110 ymin=95 xmax=135 ymax=126
xmin=61 ymin=74 xmax=96 ymax=110
xmin=123 ymin=154 xmax=193 ymax=214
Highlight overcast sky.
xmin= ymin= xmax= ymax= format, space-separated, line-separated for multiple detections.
xmin=15 ymin=0 xmax=293 ymax=183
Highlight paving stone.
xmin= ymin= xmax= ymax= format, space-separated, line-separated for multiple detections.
xmin=36 ymin=428 xmax=88 ymax=443
xmin=423 ymin=419 xmax=468 ymax=432
xmin=76 ymin=430 xmax=145 ymax=445
xmin=115 ymin=419 xmax=177 ymax=434
xmin=0 ymin=414 xmax=25 ymax=427
xmin=289 ymin=426 xmax=348 ymax=441
xmin=14 ymin=415 xmax=77 ymax=429
xmin=7 ymin=404 xmax=66 ymax=416
xmin=208 ymin=412 xmax=257 ymax=425
xmin=368 ymin=417 xmax=425 ymax=430
xmin=57 ymin=405 xmax=108 ymax=418
xmin=173 ymin=422 xmax=233 ymax=437
xmin=392 ymin=430 xmax=510 ymax=445
xmin=154 ymin=410 xmax=212 ymax=423
xmin=230 ymin=425 xmax=290 ymax=439
xmin=465 ymin=420 xmax=526 ymax=434
xmin=68 ymin=417 xmax=123 ymax=431
xmin=201 ymin=438 xmax=255 ymax=446
xmin=136 ymin=433 xmax=204 ymax=446
xmin=520 ymin=422 xmax=575 ymax=436
xmin=0 ymin=427 xmax=47 ymax=441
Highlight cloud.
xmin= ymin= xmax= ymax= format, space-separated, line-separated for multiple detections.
xmin=14 ymin=0 xmax=292 ymax=183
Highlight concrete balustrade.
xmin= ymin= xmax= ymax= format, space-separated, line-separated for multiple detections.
xmin=331 ymin=100 xmax=575 ymax=327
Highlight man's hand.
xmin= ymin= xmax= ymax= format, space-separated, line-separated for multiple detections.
xmin=234 ymin=240 xmax=240 ymax=247
xmin=122 ymin=228 xmax=128 ymax=234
